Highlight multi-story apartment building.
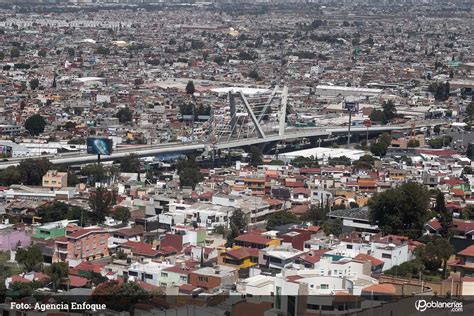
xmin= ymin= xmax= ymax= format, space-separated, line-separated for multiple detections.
xmin=53 ymin=227 xmax=109 ymax=263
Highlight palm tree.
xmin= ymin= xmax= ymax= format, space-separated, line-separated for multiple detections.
xmin=46 ymin=262 xmax=68 ymax=292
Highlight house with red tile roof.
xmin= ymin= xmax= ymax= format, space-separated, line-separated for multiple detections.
xmin=120 ymin=241 xmax=160 ymax=259
xmin=425 ymin=218 xmax=474 ymax=239
xmin=295 ymin=249 xmax=329 ymax=269
xmin=279 ymin=229 xmax=313 ymax=251
xmin=218 ymin=247 xmax=259 ymax=277
xmin=53 ymin=226 xmax=109 ymax=263
xmin=69 ymin=261 xmax=105 ymax=280
xmin=189 ymin=265 xmax=238 ymax=293
xmin=361 ymin=283 xmax=396 ymax=299
xmin=234 ymin=231 xmax=280 ymax=249
xmin=5 ymin=272 xmax=49 ymax=289
xmin=290 ymin=187 xmax=311 ymax=204
xmin=354 ymin=253 xmax=385 ymax=277
xmin=449 ymin=245 xmax=474 ymax=277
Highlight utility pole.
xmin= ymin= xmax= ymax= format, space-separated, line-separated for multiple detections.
xmin=347 ymin=111 xmax=352 ymax=149
xmin=344 ymin=100 xmax=358 ymax=149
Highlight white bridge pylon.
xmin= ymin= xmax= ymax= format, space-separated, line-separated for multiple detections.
xmin=210 ymin=85 xmax=289 ymax=143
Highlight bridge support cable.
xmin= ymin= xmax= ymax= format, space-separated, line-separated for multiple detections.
xmin=279 ymin=86 xmax=288 ymax=136
xmin=257 ymin=85 xmax=279 ymax=122
xmin=238 ymin=91 xmax=266 ymax=139
xmin=228 ymin=91 xmax=238 ymax=138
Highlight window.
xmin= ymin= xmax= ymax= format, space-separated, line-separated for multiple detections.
xmin=321 ymin=305 xmax=334 ymax=311
xmin=161 ymin=272 xmax=168 ymax=278
xmin=145 ymin=274 xmax=153 ymax=280
xmin=346 ymin=244 xmax=353 ymax=249
xmin=180 ymin=276 xmax=187 ymax=282
xmin=198 ymin=276 xmax=208 ymax=282
xmin=129 ymin=271 xmax=138 ymax=277
xmin=307 ymin=304 xmax=319 ymax=310
xmin=382 ymin=253 xmax=392 ymax=259
xmin=320 ymin=284 xmax=329 ymax=289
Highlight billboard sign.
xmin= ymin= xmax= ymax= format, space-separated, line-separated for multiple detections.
xmin=87 ymin=138 xmax=113 ymax=155
xmin=0 ymin=145 xmax=12 ymax=158
xmin=343 ymin=101 xmax=359 ymax=113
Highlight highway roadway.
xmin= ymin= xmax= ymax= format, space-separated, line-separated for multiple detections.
xmin=0 ymin=120 xmax=445 ymax=170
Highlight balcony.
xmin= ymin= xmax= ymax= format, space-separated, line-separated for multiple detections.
xmin=56 ymin=247 xmax=68 ymax=254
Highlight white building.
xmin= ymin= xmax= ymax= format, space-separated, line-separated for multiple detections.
xmin=127 ymin=260 xmax=173 ymax=287
xmin=269 ymin=269 xmax=377 ymax=316
xmin=324 ymin=241 xmax=409 ymax=271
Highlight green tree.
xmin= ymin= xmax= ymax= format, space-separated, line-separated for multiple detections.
xmin=177 ymin=158 xmax=203 ymax=189
xmin=368 ymin=182 xmax=430 ymax=238
xmin=301 ymin=205 xmax=327 ymax=225
xmin=248 ymin=69 xmax=261 ymax=80
xmin=379 ymin=132 xmax=392 ymax=147
xmin=417 ymin=238 xmax=453 ymax=277
xmin=226 ymin=209 xmax=248 ymax=247
xmin=89 ymin=186 xmax=113 ymax=223
xmin=428 ymin=136 xmax=452 ymax=148
xmin=17 ymin=158 xmax=52 ymax=185
xmin=291 ymin=156 xmax=319 ymax=168
xmin=95 ymin=46 xmax=110 ymax=55
xmin=407 ymin=139 xmax=420 ymax=147
xmin=382 ymin=100 xmax=396 ymax=123
xmin=64 ymin=121 xmax=76 ymax=131
xmin=463 ymin=166 xmax=473 ymax=175
xmin=15 ymin=245 xmax=43 ymax=272
xmin=29 ymin=78 xmax=39 ymax=90
xmin=116 ymin=108 xmax=133 ymax=124
xmin=369 ymin=109 xmax=384 ymax=122
xmin=81 ymin=163 xmax=112 ymax=184
xmin=353 ymin=155 xmax=377 ymax=169
xmin=461 ymin=206 xmax=474 ymax=220
xmin=45 ymin=262 xmax=68 ymax=292
xmin=328 ymin=156 xmax=351 ymax=166
xmin=384 ymin=260 xmax=424 ymax=278
xmin=0 ymin=166 xmax=21 ymax=186
xmin=322 ymin=218 xmax=343 ymax=236
xmin=92 ymin=280 xmax=149 ymax=312
xmin=428 ymin=81 xmax=450 ymax=101
xmin=36 ymin=201 xmax=90 ymax=226
xmin=185 ymin=80 xmax=196 ymax=95
xmin=8 ymin=281 xmax=43 ymax=297
xmin=115 ymin=250 xmax=128 ymax=260
xmin=248 ymin=146 xmax=263 ymax=167
xmin=89 ymin=271 xmax=108 ymax=287
xmin=369 ymin=141 xmax=388 ymax=157
xmin=113 ymin=206 xmax=131 ymax=223
xmin=24 ymin=114 xmax=47 ymax=135
xmin=466 ymin=101 xmax=474 ymax=124
xmin=266 ymin=210 xmax=300 ymax=230
xmin=10 ymin=47 xmax=20 ymax=59
xmin=67 ymin=47 xmax=75 ymax=57
xmin=230 ymin=209 xmax=247 ymax=232
xmin=120 ymin=154 xmax=141 ymax=173
xmin=369 ymin=133 xmax=391 ymax=157
xmin=435 ymin=191 xmax=452 ymax=239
